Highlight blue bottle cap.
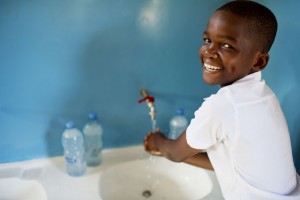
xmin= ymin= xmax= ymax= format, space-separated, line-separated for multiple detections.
xmin=88 ymin=112 xmax=98 ymax=120
xmin=65 ymin=121 xmax=76 ymax=129
xmin=176 ymin=108 xmax=185 ymax=116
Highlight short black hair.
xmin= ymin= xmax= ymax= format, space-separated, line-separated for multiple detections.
xmin=217 ymin=0 xmax=277 ymax=53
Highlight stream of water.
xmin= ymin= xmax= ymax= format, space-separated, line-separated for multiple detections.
xmin=151 ymin=119 xmax=156 ymax=132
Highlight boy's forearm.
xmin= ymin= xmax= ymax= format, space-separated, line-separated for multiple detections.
xmin=184 ymin=152 xmax=214 ymax=170
xmin=156 ymin=131 xmax=203 ymax=163
xmin=145 ymin=130 xmax=212 ymax=169
xmin=158 ymin=139 xmax=214 ymax=170
xmin=156 ymin=138 xmax=214 ymax=170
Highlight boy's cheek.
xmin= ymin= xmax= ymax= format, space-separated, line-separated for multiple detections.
xmin=198 ymin=47 xmax=205 ymax=61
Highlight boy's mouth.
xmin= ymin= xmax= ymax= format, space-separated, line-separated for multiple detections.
xmin=204 ymin=63 xmax=223 ymax=72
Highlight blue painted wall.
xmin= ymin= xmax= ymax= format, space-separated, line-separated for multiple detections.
xmin=0 ymin=0 xmax=299 ymax=172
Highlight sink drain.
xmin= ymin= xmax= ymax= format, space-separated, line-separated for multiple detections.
xmin=142 ymin=190 xmax=152 ymax=198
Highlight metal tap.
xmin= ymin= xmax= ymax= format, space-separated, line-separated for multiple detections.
xmin=138 ymin=89 xmax=156 ymax=121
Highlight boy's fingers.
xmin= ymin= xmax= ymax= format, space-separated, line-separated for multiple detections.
xmin=144 ymin=132 xmax=152 ymax=151
xmin=150 ymin=150 xmax=162 ymax=156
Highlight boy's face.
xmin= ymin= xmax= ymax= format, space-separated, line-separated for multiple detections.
xmin=199 ymin=10 xmax=265 ymax=87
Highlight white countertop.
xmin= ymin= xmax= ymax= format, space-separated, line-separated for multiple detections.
xmin=0 ymin=145 xmax=224 ymax=200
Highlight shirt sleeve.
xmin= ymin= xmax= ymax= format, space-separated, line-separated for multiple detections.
xmin=186 ymin=95 xmax=225 ymax=150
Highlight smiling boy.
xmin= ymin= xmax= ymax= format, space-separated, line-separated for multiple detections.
xmin=144 ymin=1 xmax=300 ymax=199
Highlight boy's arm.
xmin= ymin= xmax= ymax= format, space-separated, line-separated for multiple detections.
xmin=184 ymin=153 xmax=214 ymax=170
xmin=144 ymin=129 xmax=213 ymax=170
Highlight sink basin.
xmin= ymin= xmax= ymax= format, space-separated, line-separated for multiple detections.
xmin=0 ymin=165 xmax=47 ymax=200
xmin=99 ymin=156 xmax=213 ymax=200
xmin=0 ymin=177 xmax=47 ymax=200
xmin=0 ymin=145 xmax=222 ymax=200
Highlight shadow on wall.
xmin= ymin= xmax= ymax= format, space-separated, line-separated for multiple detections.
xmin=45 ymin=25 xmax=150 ymax=156
xmin=292 ymin=116 xmax=300 ymax=173
xmin=45 ymin=115 xmax=83 ymax=157
xmin=281 ymin=82 xmax=300 ymax=174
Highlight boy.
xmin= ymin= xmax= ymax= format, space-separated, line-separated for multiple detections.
xmin=144 ymin=1 xmax=300 ymax=199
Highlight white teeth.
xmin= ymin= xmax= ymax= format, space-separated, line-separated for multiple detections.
xmin=204 ymin=63 xmax=223 ymax=72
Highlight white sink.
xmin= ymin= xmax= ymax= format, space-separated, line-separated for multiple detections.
xmin=0 ymin=165 xmax=47 ymax=200
xmin=99 ymin=156 xmax=214 ymax=200
xmin=0 ymin=146 xmax=223 ymax=200
xmin=0 ymin=177 xmax=47 ymax=200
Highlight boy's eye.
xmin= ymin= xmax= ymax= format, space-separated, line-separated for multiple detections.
xmin=203 ymin=38 xmax=211 ymax=44
xmin=222 ymin=43 xmax=233 ymax=49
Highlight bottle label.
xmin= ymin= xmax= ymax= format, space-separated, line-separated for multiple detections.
xmin=65 ymin=156 xmax=76 ymax=164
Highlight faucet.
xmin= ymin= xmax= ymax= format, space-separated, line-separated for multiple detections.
xmin=137 ymin=89 xmax=156 ymax=121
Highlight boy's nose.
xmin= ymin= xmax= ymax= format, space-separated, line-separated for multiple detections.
xmin=204 ymin=48 xmax=218 ymax=59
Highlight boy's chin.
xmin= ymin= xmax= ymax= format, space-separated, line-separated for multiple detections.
xmin=203 ymin=80 xmax=220 ymax=86
xmin=202 ymin=76 xmax=221 ymax=86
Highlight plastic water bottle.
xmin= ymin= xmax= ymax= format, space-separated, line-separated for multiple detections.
xmin=168 ymin=108 xmax=188 ymax=140
xmin=61 ymin=121 xmax=86 ymax=176
xmin=83 ymin=112 xmax=103 ymax=166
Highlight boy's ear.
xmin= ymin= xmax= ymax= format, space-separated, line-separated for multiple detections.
xmin=252 ymin=53 xmax=269 ymax=72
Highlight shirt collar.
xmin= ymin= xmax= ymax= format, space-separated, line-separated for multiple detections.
xmin=219 ymin=71 xmax=263 ymax=96
xmin=233 ymin=71 xmax=262 ymax=85
xmin=203 ymin=71 xmax=263 ymax=101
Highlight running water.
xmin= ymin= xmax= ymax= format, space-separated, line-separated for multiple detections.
xmin=145 ymin=155 xmax=161 ymax=195
xmin=144 ymin=118 xmax=162 ymax=195
xmin=151 ymin=119 xmax=156 ymax=132
xmin=137 ymin=90 xmax=161 ymax=197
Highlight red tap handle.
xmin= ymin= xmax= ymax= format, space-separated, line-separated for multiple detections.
xmin=137 ymin=96 xmax=155 ymax=104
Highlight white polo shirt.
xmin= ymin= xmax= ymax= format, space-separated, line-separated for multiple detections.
xmin=186 ymin=71 xmax=300 ymax=200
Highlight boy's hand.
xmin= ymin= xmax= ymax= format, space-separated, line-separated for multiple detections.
xmin=144 ymin=128 xmax=163 ymax=156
